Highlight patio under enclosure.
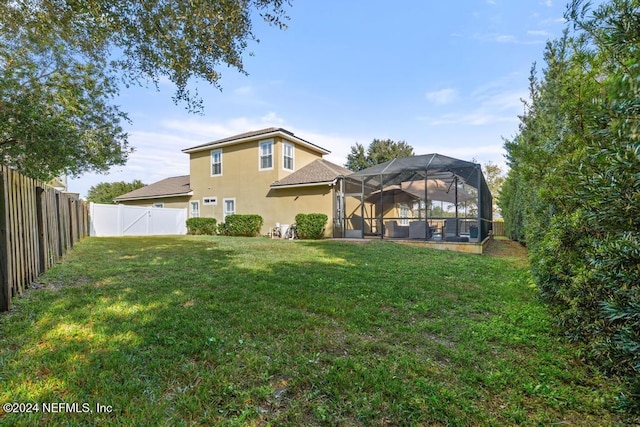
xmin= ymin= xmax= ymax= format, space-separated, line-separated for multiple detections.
xmin=335 ymin=154 xmax=493 ymax=246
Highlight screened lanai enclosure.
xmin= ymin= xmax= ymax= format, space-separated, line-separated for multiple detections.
xmin=335 ymin=154 xmax=492 ymax=243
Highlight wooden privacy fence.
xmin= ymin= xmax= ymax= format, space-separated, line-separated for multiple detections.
xmin=492 ymin=220 xmax=505 ymax=237
xmin=0 ymin=166 xmax=88 ymax=312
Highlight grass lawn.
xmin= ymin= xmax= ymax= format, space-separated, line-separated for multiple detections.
xmin=0 ymin=236 xmax=627 ymax=426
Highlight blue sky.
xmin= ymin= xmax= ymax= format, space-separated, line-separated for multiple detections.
xmin=69 ymin=0 xmax=575 ymax=198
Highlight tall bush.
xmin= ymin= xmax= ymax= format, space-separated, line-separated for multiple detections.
xmin=501 ymin=0 xmax=640 ymax=413
xmin=219 ymin=214 xmax=263 ymax=237
xmin=295 ymin=213 xmax=328 ymax=239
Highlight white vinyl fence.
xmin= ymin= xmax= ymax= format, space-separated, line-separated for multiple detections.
xmin=90 ymin=203 xmax=187 ymax=237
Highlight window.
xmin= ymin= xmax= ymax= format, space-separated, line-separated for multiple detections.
xmin=283 ymin=142 xmax=294 ymax=171
xmin=259 ymin=140 xmax=273 ymax=170
xmin=190 ymin=201 xmax=200 ymax=218
xmin=223 ymin=198 xmax=235 ymax=219
xmin=399 ymin=204 xmax=410 ymax=226
xmin=203 ymin=196 xmax=217 ymax=206
xmin=153 ymin=202 xmax=164 ymax=208
xmin=211 ymin=149 xmax=222 ymax=176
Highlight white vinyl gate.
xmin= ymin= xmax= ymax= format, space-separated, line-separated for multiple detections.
xmin=90 ymin=203 xmax=187 ymax=237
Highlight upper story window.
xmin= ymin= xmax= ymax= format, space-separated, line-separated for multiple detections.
xmin=259 ymin=140 xmax=273 ymax=170
xmin=211 ymin=149 xmax=222 ymax=176
xmin=283 ymin=142 xmax=294 ymax=171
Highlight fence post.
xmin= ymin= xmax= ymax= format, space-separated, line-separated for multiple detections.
xmin=0 ymin=167 xmax=9 ymax=311
xmin=36 ymin=187 xmax=46 ymax=274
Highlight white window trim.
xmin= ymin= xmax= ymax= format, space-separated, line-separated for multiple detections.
xmin=283 ymin=142 xmax=294 ymax=171
xmin=190 ymin=201 xmax=200 ymax=218
xmin=259 ymin=139 xmax=274 ymax=171
xmin=223 ymin=198 xmax=236 ymax=220
xmin=203 ymin=196 xmax=217 ymax=206
xmin=211 ymin=149 xmax=222 ymax=177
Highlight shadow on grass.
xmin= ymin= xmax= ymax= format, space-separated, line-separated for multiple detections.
xmin=0 ymin=236 xmax=625 ymax=426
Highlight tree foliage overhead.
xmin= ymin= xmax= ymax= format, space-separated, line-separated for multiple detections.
xmin=86 ymin=180 xmax=146 ymax=204
xmin=0 ymin=0 xmax=290 ymax=180
xmin=345 ymin=139 xmax=414 ymax=171
xmin=500 ymin=0 xmax=639 ymax=413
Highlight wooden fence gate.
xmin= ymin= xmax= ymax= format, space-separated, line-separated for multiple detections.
xmin=0 ymin=166 xmax=88 ymax=312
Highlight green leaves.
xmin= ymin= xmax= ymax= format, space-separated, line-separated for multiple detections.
xmin=502 ymin=0 xmax=640 ymax=413
xmin=345 ymin=139 xmax=415 ymax=172
xmin=86 ymin=180 xmax=146 ymax=204
xmin=0 ymin=0 xmax=290 ymax=180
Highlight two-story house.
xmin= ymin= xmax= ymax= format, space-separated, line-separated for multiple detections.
xmin=115 ymin=128 xmax=351 ymax=236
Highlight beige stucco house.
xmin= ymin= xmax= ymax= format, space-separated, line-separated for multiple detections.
xmin=115 ymin=128 xmax=350 ymax=236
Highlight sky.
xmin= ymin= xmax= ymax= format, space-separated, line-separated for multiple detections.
xmin=68 ymin=0 xmax=577 ymax=198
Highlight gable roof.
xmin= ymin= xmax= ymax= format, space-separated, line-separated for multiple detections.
xmin=114 ymin=175 xmax=192 ymax=201
xmin=182 ymin=127 xmax=330 ymax=155
xmin=270 ymin=159 xmax=351 ymax=189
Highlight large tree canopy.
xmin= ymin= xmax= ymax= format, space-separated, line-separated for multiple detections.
xmin=86 ymin=180 xmax=146 ymax=204
xmin=345 ymin=139 xmax=414 ymax=171
xmin=0 ymin=0 xmax=290 ymax=180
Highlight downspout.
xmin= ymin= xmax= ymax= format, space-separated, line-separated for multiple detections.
xmin=424 ymin=154 xmax=436 ymax=240
xmin=379 ymin=173 xmax=384 ymax=240
xmin=454 ymin=175 xmax=459 ymax=236
xmin=477 ymin=164 xmax=482 ymax=241
xmin=360 ymin=178 xmax=365 ymax=239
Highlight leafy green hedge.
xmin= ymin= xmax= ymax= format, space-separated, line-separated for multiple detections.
xmin=295 ymin=213 xmax=328 ymax=239
xmin=500 ymin=3 xmax=640 ymax=413
xmin=186 ymin=217 xmax=217 ymax=235
xmin=219 ymin=214 xmax=263 ymax=237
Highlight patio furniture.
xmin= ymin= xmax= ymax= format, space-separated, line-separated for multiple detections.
xmin=409 ymin=221 xmax=432 ymax=239
xmin=444 ymin=219 xmax=460 ymax=238
xmin=384 ymin=220 xmax=409 ymax=238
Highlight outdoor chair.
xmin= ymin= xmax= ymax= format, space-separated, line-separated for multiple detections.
xmin=384 ymin=220 xmax=409 ymax=238
xmin=409 ymin=221 xmax=432 ymax=239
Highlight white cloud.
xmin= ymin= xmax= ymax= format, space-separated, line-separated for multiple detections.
xmin=422 ymin=77 xmax=527 ymax=128
xmin=67 ymin=113 xmax=369 ymax=198
xmin=473 ymin=32 xmax=547 ymax=45
xmin=233 ymin=85 xmax=254 ymax=96
xmin=425 ymin=88 xmax=459 ymax=105
xmin=527 ymin=29 xmax=552 ymax=37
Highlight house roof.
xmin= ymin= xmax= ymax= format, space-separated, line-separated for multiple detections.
xmin=270 ymin=159 xmax=351 ymax=189
xmin=182 ymin=127 xmax=331 ymax=155
xmin=114 ymin=175 xmax=192 ymax=201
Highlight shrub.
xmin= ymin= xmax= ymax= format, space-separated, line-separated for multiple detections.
xmin=186 ymin=217 xmax=217 ymax=235
xmin=219 ymin=214 xmax=263 ymax=237
xmin=295 ymin=213 xmax=328 ymax=239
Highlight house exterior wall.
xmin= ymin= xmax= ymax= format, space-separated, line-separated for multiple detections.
xmin=265 ymin=185 xmax=336 ymax=237
xmin=188 ymin=134 xmax=333 ymax=235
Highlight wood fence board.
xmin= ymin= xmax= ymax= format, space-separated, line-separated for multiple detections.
xmin=0 ymin=168 xmax=9 ymax=311
xmin=0 ymin=166 xmax=88 ymax=311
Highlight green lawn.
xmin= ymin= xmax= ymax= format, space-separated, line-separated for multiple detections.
xmin=0 ymin=236 xmax=626 ymax=425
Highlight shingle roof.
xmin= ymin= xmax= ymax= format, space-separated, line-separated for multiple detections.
xmin=114 ymin=175 xmax=191 ymax=201
xmin=182 ymin=127 xmax=330 ymax=154
xmin=270 ymin=159 xmax=351 ymax=188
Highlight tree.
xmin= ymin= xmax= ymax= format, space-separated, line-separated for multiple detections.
xmin=345 ymin=139 xmax=414 ymax=171
xmin=482 ymin=161 xmax=505 ymax=216
xmin=86 ymin=180 xmax=146 ymax=204
xmin=1 ymin=1 xmax=289 ymax=180
xmin=501 ymin=0 xmax=640 ymax=413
